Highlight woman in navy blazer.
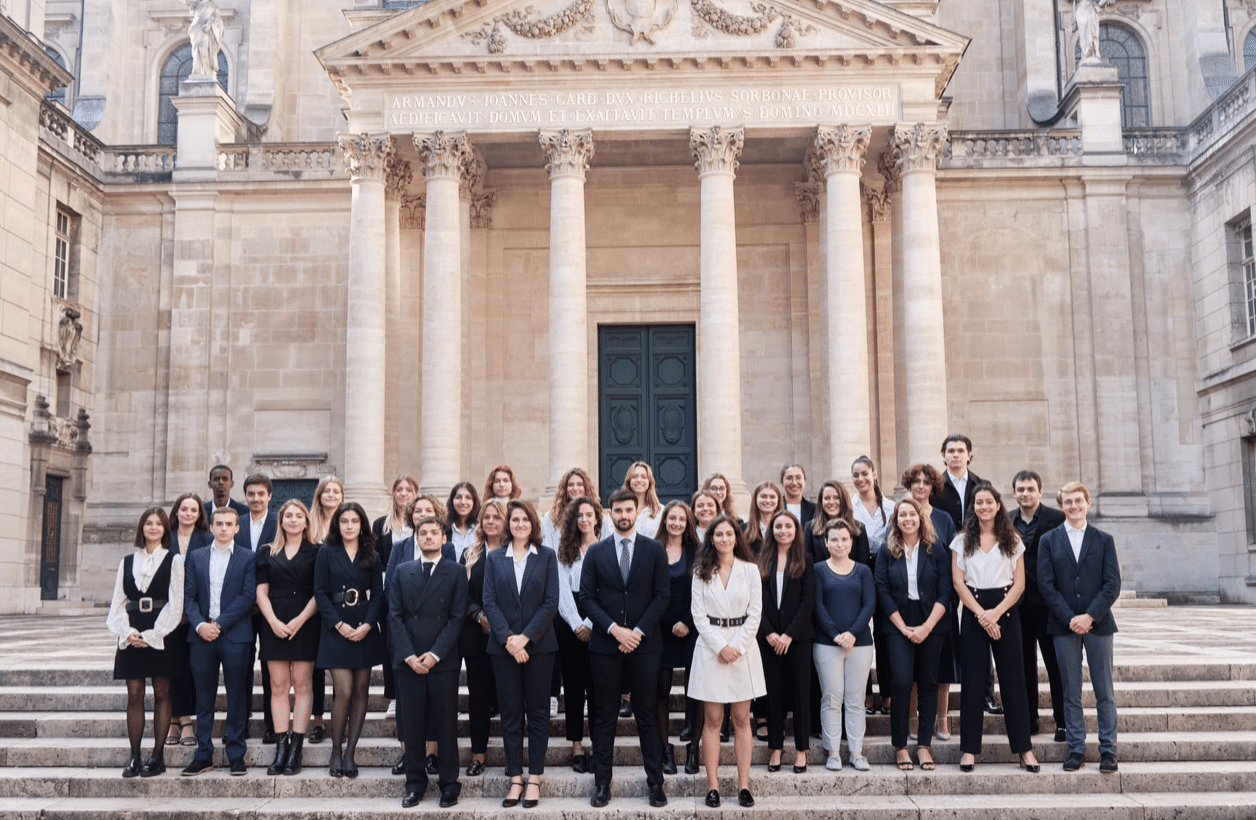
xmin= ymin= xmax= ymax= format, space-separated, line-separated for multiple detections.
xmin=874 ymin=498 xmax=951 ymax=772
xmin=482 ymin=500 xmax=560 ymax=808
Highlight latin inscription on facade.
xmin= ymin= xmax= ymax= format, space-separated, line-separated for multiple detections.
xmin=385 ymin=85 xmax=899 ymax=131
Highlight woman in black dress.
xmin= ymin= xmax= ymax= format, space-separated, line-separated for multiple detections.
xmin=652 ymin=500 xmax=700 ymax=775
xmin=166 ymin=493 xmax=211 ymax=747
xmin=256 ymin=499 xmax=321 ymax=775
xmin=458 ymin=498 xmax=507 ymax=776
xmin=106 ymin=507 xmax=184 ymax=778
xmin=314 ymin=501 xmax=385 ymax=778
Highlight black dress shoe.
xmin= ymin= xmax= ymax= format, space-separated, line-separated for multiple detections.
xmin=309 ymin=724 xmax=326 ymax=744
xmin=402 ymin=789 xmax=424 ymax=808
xmin=426 ymin=753 xmax=439 ymax=775
xmin=619 ymin=699 xmax=632 ymax=718
xmin=738 ymin=789 xmax=755 ymax=807
xmin=590 ymin=784 xmax=611 ymax=807
xmin=122 ymin=753 xmax=142 ymax=778
xmin=1054 ymin=728 xmax=1067 ymax=743
xmin=1099 ymin=752 xmax=1118 ymax=773
xmin=662 ymin=744 xmax=677 ymax=775
xmin=684 ymin=743 xmax=699 ymax=775
xmin=229 ymin=758 xmax=247 ymax=776
xmin=440 ymin=784 xmax=462 ymax=807
xmin=648 ymin=784 xmax=667 ymax=807
xmin=466 ymin=758 xmax=485 ymax=777
xmin=984 ymin=696 xmax=1003 ymax=715
xmin=181 ymin=758 xmax=214 ymax=776
xmin=392 ymin=752 xmax=406 ymax=776
xmin=679 ymin=722 xmax=693 ymax=742
xmin=262 ymin=728 xmax=278 ymax=745
xmin=139 ymin=755 xmax=166 ymax=777
xmin=571 ymin=754 xmax=587 ymax=774
xmin=1063 ymin=752 xmax=1085 ymax=772
xmin=705 ymin=789 xmax=720 ymax=808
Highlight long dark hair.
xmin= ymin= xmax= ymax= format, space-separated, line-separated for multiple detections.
xmin=505 ymin=500 xmax=543 ymax=549
xmin=810 ymin=480 xmax=863 ymax=537
xmin=133 ymin=507 xmax=172 ymax=549
xmin=326 ymin=501 xmax=377 ymax=570
xmin=961 ymin=481 xmax=1019 ymax=559
xmin=170 ymin=493 xmax=209 ymax=532
xmin=694 ymin=514 xmax=756 ymax=582
xmin=653 ymin=500 xmax=701 ymax=553
xmin=446 ymin=482 xmax=481 ymax=530
xmin=758 ymin=509 xmax=807 ymax=580
xmin=558 ymin=496 xmax=603 ymax=567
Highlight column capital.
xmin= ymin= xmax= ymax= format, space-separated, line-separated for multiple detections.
xmin=414 ymin=130 xmax=472 ymax=181
xmin=539 ymin=128 xmax=595 ymax=180
xmin=471 ymin=190 xmax=497 ymax=229
xmin=384 ymin=157 xmax=413 ymax=200
xmin=400 ymin=194 xmax=426 ymax=230
xmin=338 ymin=132 xmax=395 ymax=181
xmin=891 ymin=122 xmax=948 ymax=175
xmin=794 ymin=180 xmax=821 ymax=224
xmin=812 ymin=124 xmax=872 ymax=177
xmin=862 ymin=182 xmax=891 ymax=223
xmin=690 ymin=125 xmax=744 ymax=178
xmin=460 ymin=147 xmax=487 ymax=200
xmin=877 ymin=151 xmax=900 ymax=193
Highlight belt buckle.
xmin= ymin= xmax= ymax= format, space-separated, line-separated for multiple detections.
xmin=343 ymin=588 xmax=360 ymax=607
xmin=138 ymin=597 xmax=154 ymax=613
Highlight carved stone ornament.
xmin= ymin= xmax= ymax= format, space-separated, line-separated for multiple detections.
xmin=794 ymin=180 xmax=820 ymax=224
xmin=415 ymin=131 xmax=472 ymax=181
xmin=56 ymin=307 xmax=83 ymax=372
xmin=891 ymin=122 xmax=948 ymax=175
xmin=690 ymin=0 xmax=816 ymax=49
xmin=460 ymin=149 xmax=487 ymax=200
xmin=471 ymin=191 xmax=498 ymax=229
xmin=400 ymin=195 xmax=427 ymax=230
xmin=338 ymin=133 xmax=395 ymax=181
xmin=462 ymin=0 xmax=596 ymax=54
xmin=690 ymin=125 xmax=744 ymax=177
xmin=607 ymin=0 xmax=679 ymax=45
xmin=539 ymin=129 xmax=595 ymax=179
xmin=812 ymin=124 xmax=872 ymax=177
xmin=384 ymin=158 xmax=413 ymax=200
xmin=248 ymin=455 xmax=334 ymax=480
xmin=862 ymin=183 xmax=891 ymax=222
xmin=877 ymin=150 xmax=901 ymax=193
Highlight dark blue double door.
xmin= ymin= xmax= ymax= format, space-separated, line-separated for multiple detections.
xmin=597 ymin=325 xmax=698 ymax=506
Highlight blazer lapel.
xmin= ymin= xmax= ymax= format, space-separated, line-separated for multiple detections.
xmin=1076 ymin=528 xmax=1097 ymax=568
xmin=625 ymin=535 xmax=646 ymax=590
xmin=221 ymin=549 xmax=245 ymax=611
xmin=412 ymin=558 xmax=433 ymax=607
xmin=519 ymin=550 xmax=539 ymax=599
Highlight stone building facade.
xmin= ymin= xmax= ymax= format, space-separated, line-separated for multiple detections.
xmin=3 ymin=0 xmax=1256 ymax=610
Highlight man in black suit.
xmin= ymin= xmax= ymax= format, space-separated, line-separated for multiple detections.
xmin=1010 ymin=470 xmax=1068 ymax=740
xmin=389 ymin=516 xmax=468 ymax=808
xmin=182 ymin=507 xmax=256 ymax=776
xmin=578 ymin=488 xmax=670 ymax=808
xmin=206 ymin=464 xmax=248 ymax=520
xmin=234 ymin=473 xmax=279 ymax=741
xmin=1037 ymin=482 xmax=1121 ymax=774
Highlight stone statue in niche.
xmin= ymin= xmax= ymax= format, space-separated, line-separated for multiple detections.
xmin=1074 ymin=0 xmax=1115 ymax=64
xmin=186 ymin=0 xmax=225 ymax=79
xmin=57 ymin=307 xmax=83 ymax=372
xmin=607 ymin=0 xmax=679 ymax=45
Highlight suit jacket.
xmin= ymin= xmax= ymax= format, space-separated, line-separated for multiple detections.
xmin=796 ymin=498 xmax=817 ymax=532
xmin=388 ymin=556 xmax=468 ymax=672
xmin=758 ymin=554 xmax=815 ymax=642
xmin=209 ymin=498 xmax=248 ymax=520
xmin=807 ymin=524 xmax=871 ymax=570
xmin=482 ymin=545 xmax=560 ymax=655
xmin=1037 ymin=523 xmax=1121 ymax=636
xmin=931 ymin=469 xmax=983 ymax=531
xmin=873 ymin=540 xmax=952 ymax=632
xmin=234 ymin=510 xmax=278 ymax=552
xmin=178 ymin=529 xmax=215 ymax=554
xmin=183 ymin=544 xmax=257 ymax=644
xmin=384 ymin=534 xmax=456 ymax=591
xmin=1015 ymin=504 xmax=1067 ymax=608
xmin=578 ymin=531 xmax=670 ymax=655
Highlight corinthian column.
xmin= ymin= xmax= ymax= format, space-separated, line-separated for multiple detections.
xmin=415 ymin=131 xmax=472 ymax=497
xmin=338 ymin=132 xmax=395 ymax=512
xmin=892 ymin=122 xmax=949 ymax=466
xmin=813 ymin=124 xmax=872 ymax=479
xmin=690 ymin=126 xmax=746 ymax=501
xmin=539 ymin=129 xmax=595 ymax=488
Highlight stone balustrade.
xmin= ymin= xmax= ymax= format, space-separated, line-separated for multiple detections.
xmin=941 ymin=130 xmax=1083 ymax=169
xmin=217 ymin=143 xmax=346 ymax=178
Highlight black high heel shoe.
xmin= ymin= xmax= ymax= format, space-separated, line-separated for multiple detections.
xmin=1018 ymin=754 xmax=1041 ymax=774
xmin=522 ymin=779 xmax=540 ymax=808
xmin=502 ymin=779 xmax=524 ymax=808
xmin=959 ymin=754 xmax=975 ymax=773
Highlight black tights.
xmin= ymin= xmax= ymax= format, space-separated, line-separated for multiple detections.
xmin=329 ymin=668 xmax=370 ymax=757
xmin=126 ymin=677 xmax=171 ymax=756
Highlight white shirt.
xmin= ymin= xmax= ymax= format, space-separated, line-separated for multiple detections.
xmin=249 ymin=515 xmax=266 ymax=552
xmin=1065 ymin=523 xmax=1086 ymax=562
xmin=208 ymin=541 xmax=234 ymax=620
xmin=952 ymin=534 xmax=1025 ymax=589
xmin=635 ymin=508 xmax=664 ymax=541
xmin=557 ymin=548 xmax=594 ymax=631
xmin=853 ymin=497 xmax=896 ymax=555
xmin=775 ymin=568 xmax=785 ymax=608
xmin=450 ymin=523 xmax=477 ymax=559
xmin=948 ymin=471 xmax=969 ymax=518
xmin=904 ymin=543 xmax=920 ymax=600
xmin=510 ymin=544 xmax=537 ymax=593
xmin=786 ymin=502 xmax=802 ymax=519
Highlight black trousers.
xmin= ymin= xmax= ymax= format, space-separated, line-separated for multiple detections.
xmin=959 ymin=587 xmax=1032 ymax=755
xmin=1019 ymin=601 xmax=1064 ymax=730
xmin=759 ymin=638 xmax=812 ymax=752
xmin=396 ymin=664 xmax=459 ymax=792
xmin=464 ymin=650 xmax=497 ymax=754
xmin=555 ymin=620 xmax=596 ymax=743
xmin=885 ymin=600 xmax=944 ymax=749
xmin=590 ymin=650 xmax=664 ymax=787
xmin=491 ymin=651 xmax=556 ymax=777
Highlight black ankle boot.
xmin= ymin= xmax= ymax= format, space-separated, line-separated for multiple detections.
xmin=679 ymin=721 xmax=693 ymax=742
xmin=662 ymin=743 xmax=677 ymax=775
xmin=684 ymin=743 xmax=700 ymax=774
xmin=283 ymin=732 xmax=304 ymax=775
xmin=267 ymin=732 xmax=290 ymax=775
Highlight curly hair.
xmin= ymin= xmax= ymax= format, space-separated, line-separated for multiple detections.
xmin=961 ymin=481 xmax=1019 ymax=559
xmin=557 ymin=496 xmax=603 ymax=567
xmin=483 ymin=465 xmax=523 ymax=501
xmin=549 ymin=467 xmax=597 ymax=526
xmin=900 ymin=463 xmax=945 ymax=496
xmin=693 ymin=515 xmax=756 ymax=582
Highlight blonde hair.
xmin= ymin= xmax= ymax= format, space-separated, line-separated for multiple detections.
xmin=622 ymin=461 xmax=662 ymax=516
xmin=383 ymin=475 xmax=420 ymax=535
xmin=550 ymin=467 xmax=596 ymax=525
xmin=465 ymin=498 xmax=508 ymax=577
xmin=268 ymin=499 xmax=312 ymax=555
xmin=886 ymin=497 xmax=938 ymax=560
xmin=309 ymin=476 xmax=344 ymax=543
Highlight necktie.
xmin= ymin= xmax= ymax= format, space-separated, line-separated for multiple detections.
xmin=619 ymin=538 xmax=631 ymax=583
xmin=422 ymin=561 xmax=433 ymax=580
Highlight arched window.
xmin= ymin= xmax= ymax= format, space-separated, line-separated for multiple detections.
xmin=157 ymin=44 xmax=228 ymax=145
xmin=1245 ymin=28 xmax=1256 ymax=74
xmin=1075 ymin=23 xmax=1150 ymax=128
xmin=45 ymin=48 xmax=68 ymax=106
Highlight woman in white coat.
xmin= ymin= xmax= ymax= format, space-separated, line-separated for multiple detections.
xmin=689 ymin=515 xmax=765 ymax=809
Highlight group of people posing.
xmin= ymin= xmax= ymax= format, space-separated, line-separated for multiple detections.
xmin=106 ymin=433 xmax=1124 ymax=809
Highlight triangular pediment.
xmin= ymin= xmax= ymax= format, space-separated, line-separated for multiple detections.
xmin=317 ymin=0 xmax=968 ymax=97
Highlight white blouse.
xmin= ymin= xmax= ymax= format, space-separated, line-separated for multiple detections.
xmin=541 ymin=513 xmax=612 ymax=550
xmin=450 ymin=523 xmax=477 ymax=560
xmin=556 ymin=549 xmax=594 ymax=632
xmin=105 ymin=549 xmax=185 ymax=651
xmin=853 ymin=497 xmax=896 ymax=555
xmin=951 ymin=534 xmax=1025 ymax=589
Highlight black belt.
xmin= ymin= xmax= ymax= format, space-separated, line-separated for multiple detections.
xmin=124 ymin=597 xmax=167 ymax=613
xmin=709 ymin=615 xmax=747 ymax=627
xmin=332 ymin=589 xmax=369 ymax=606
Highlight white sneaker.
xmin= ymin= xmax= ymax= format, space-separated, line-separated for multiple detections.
xmin=385 ymin=700 xmax=396 ymax=718
xmin=850 ymin=755 xmax=870 ymax=771
xmin=550 ymin=697 xmax=559 ymax=717
xmin=825 ymin=755 xmax=842 ymax=771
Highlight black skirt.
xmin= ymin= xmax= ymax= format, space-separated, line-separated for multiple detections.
xmin=113 ymin=640 xmax=181 ymax=680
xmin=259 ymin=597 xmax=321 ymax=662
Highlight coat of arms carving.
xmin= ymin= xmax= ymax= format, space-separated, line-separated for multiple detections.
xmin=606 ymin=0 xmax=678 ymax=44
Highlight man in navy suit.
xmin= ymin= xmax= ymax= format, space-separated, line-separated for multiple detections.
xmin=1037 ymin=482 xmax=1121 ymax=774
xmin=578 ymin=488 xmax=670 ymax=808
xmin=182 ymin=506 xmax=256 ymax=775
xmin=206 ymin=464 xmax=248 ymax=520
xmin=235 ymin=473 xmax=278 ymax=741
xmin=389 ymin=517 xmax=468 ymax=808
